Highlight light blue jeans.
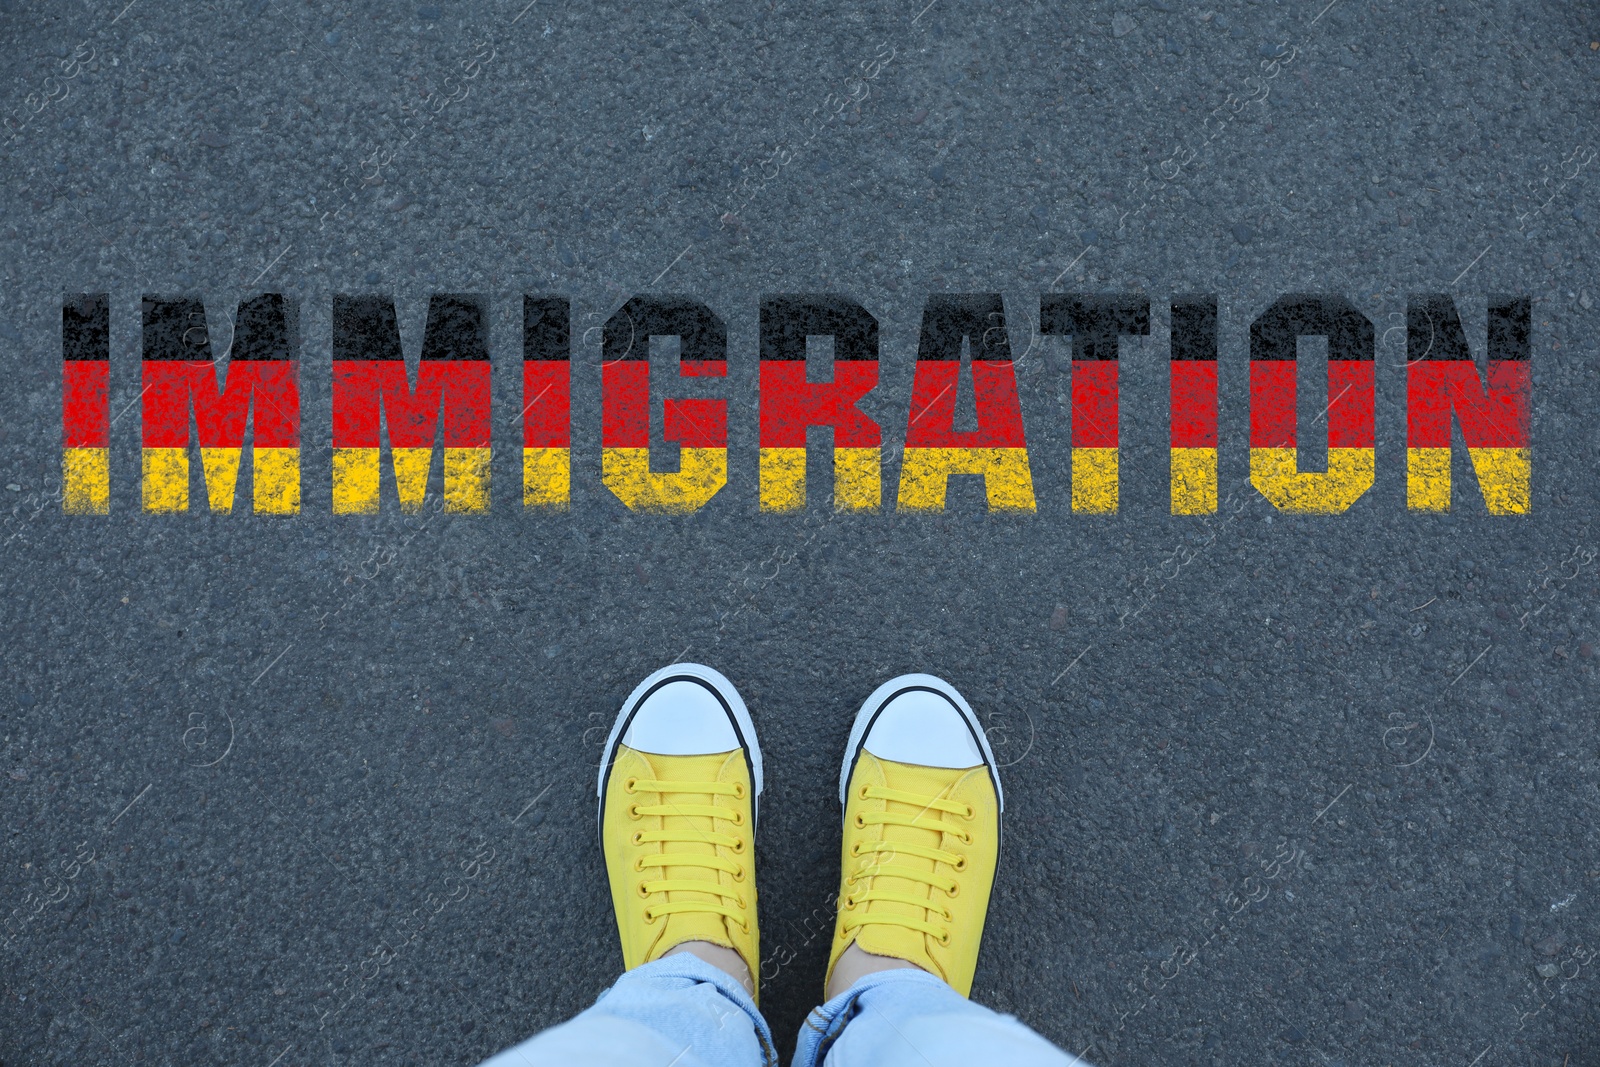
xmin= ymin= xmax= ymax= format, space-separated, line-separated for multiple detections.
xmin=481 ymin=954 xmax=1085 ymax=1067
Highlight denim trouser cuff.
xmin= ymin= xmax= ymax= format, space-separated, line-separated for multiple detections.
xmin=792 ymin=967 xmax=956 ymax=1067
xmin=606 ymin=954 xmax=777 ymax=1065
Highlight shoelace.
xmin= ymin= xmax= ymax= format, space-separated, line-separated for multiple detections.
xmin=841 ymin=784 xmax=973 ymax=945
xmin=626 ymin=776 xmax=749 ymax=930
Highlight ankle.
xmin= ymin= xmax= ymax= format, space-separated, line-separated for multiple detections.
xmin=824 ymin=943 xmax=924 ymax=1001
xmin=664 ymin=941 xmax=755 ymax=999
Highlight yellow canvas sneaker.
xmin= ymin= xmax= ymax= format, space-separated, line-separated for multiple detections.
xmin=826 ymin=674 xmax=1004 ymax=998
xmin=597 ymin=663 xmax=763 ymax=1000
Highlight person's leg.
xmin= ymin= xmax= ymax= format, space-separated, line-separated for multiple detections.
xmin=483 ymin=952 xmax=769 ymax=1067
xmin=793 ymin=968 xmax=1083 ymax=1067
xmin=793 ymin=674 xmax=1087 ymax=1067
xmin=479 ymin=663 xmax=775 ymax=1067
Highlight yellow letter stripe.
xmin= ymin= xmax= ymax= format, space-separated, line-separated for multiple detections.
xmin=896 ymin=447 xmax=1036 ymax=512
xmin=62 ymin=448 xmax=109 ymax=515
xmin=1250 ymin=447 xmax=1374 ymax=514
xmin=1169 ymin=447 xmax=1217 ymax=515
xmin=759 ymin=446 xmax=881 ymax=512
xmin=333 ymin=447 xmax=491 ymax=514
xmin=1407 ymin=446 xmax=1529 ymax=515
xmin=1071 ymin=447 xmax=1119 ymax=514
xmin=603 ymin=447 xmax=727 ymax=513
xmin=524 ymin=447 xmax=571 ymax=508
xmin=141 ymin=447 xmax=301 ymax=514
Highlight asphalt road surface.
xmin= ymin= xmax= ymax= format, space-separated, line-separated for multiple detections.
xmin=2 ymin=1 xmax=1598 ymax=1064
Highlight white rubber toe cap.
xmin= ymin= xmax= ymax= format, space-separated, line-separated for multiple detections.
xmin=621 ymin=679 xmax=740 ymax=755
xmin=840 ymin=673 xmax=1003 ymax=809
xmin=862 ymin=688 xmax=984 ymax=768
xmin=597 ymin=663 xmax=763 ymax=810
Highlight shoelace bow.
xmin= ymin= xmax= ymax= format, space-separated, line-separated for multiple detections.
xmin=626 ymin=776 xmax=749 ymax=929
xmin=842 ymin=783 xmax=974 ymax=945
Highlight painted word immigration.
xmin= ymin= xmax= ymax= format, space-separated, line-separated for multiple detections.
xmin=58 ymin=292 xmax=1531 ymax=516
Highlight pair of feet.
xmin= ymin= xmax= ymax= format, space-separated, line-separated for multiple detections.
xmin=597 ymin=664 xmax=1004 ymax=1004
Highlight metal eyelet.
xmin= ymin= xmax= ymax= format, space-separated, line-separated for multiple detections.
xmin=857 ymin=785 xmax=870 ymax=800
xmin=941 ymin=908 xmax=953 ymax=922
xmin=937 ymin=932 xmax=951 ymax=947
xmin=624 ymin=777 xmax=638 ymax=794
xmin=963 ymin=804 xmax=975 ymax=820
xmin=731 ymin=811 xmax=744 ymax=827
xmin=633 ymin=857 xmax=645 ymax=872
xmin=850 ymin=842 xmax=862 ymax=857
xmin=736 ymin=895 xmax=747 ymax=910
xmin=731 ymin=838 xmax=746 ymax=854
xmin=952 ymin=856 xmax=968 ymax=872
xmin=636 ymin=882 xmax=650 ymax=899
xmin=843 ymin=895 xmax=857 ymax=910
xmin=732 ymin=783 xmax=746 ymax=799
xmin=628 ymin=804 xmax=642 ymax=820
xmin=631 ymin=831 xmax=645 ymax=846
xmin=854 ymin=814 xmax=866 ymax=830
xmin=945 ymin=882 xmax=961 ymax=898
xmin=733 ymin=866 xmax=746 ymax=882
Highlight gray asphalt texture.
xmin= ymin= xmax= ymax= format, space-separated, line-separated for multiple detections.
xmin=2 ymin=0 xmax=1599 ymax=1064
